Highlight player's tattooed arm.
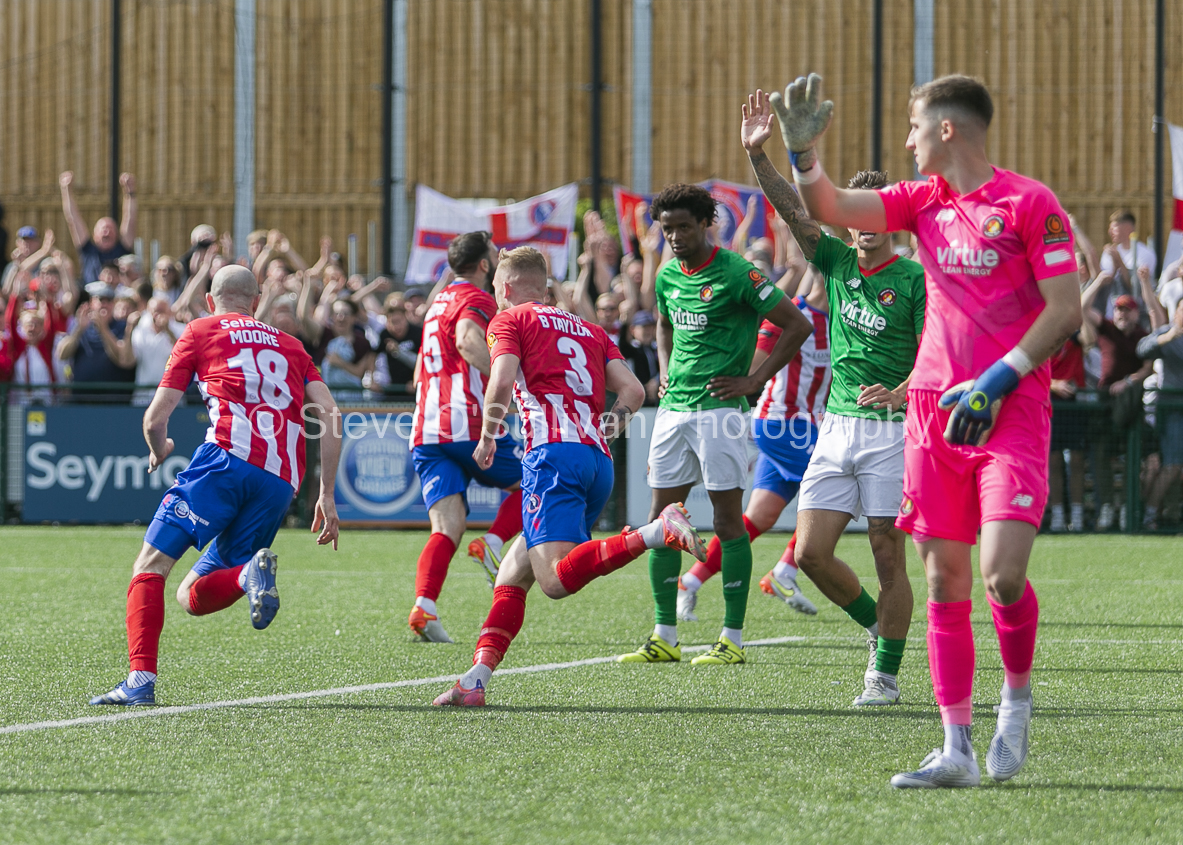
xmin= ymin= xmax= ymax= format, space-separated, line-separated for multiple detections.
xmin=748 ymin=151 xmax=822 ymax=260
xmin=601 ymin=398 xmax=635 ymax=443
xmin=740 ymin=90 xmax=822 ymax=260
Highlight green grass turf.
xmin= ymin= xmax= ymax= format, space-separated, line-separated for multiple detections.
xmin=0 ymin=527 xmax=1181 ymax=843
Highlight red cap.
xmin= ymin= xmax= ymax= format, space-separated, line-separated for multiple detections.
xmin=1113 ymin=295 xmax=1138 ymax=311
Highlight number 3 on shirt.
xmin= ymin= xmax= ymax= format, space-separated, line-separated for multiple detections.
xmin=227 ymin=348 xmax=293 ymax=409
xmin=557 ymin=336 xmax=593 ymax=396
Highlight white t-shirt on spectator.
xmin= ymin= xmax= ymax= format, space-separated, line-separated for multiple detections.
xmin=1100 ymin=240 xmax=1157 ymax=279
xmin=1160 ymin=277 xmax=1183 ymax=320
xmin=132 ymin=317 xmax=186 ymax=405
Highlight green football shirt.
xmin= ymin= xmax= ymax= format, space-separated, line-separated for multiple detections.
xmin=812 ymin=233 xmax=925 ymax=420
xmin=655 ymin=246 xmax=785 ymax=412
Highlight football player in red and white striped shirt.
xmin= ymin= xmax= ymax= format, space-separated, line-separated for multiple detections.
xmin=433 ymin=247 xmax=706 ymax=707
xmin=91 ymin=265 xmax=341 ymax=707
xmin=407 ymin=232 xmax=524 ymax=643
xmin=676 ymin=290 xmax=832 ymax=621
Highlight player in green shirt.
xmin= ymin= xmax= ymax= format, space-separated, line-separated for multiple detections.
xmin=742 ymin=89 xmax=924 ymax=705
xmin=618 ymin=183 xmax=813 ymax=665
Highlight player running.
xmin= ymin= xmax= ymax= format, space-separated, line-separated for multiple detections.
xmin=619 ymin=183 xmax=813 ymax=666
xmin=779 ymin=73 xmax=1082 ymax=786
xmin=432 ymin=248 xmax=706 ymax=707
xmin=90 ymin=265 xmax=341 ymax=706
xmin=408 ymin=231 xmax=524 ymax=643
xmin=675 ymin=299 xmax=829 ymax=622
xmin=741 ymin=90 xmax=924 ymax=708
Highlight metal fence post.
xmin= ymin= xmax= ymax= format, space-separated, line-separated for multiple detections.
xmin=1126 ymin=417 xmax=1142 ymax=533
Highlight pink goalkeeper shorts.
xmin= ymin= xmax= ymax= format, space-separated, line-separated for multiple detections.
xmin=895 ymin=390 xmax=1051 ymax=545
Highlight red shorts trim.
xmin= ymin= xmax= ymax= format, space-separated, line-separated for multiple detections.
xmin=895 ymin=390 xmax=1051 ymax=545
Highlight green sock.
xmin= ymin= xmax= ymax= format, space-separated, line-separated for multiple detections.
xmin=841 ymin=587 xmax=878 ymax=630
xmin=649 ymin=547 xmax=682 ymax=626
xmin=875 ymin=636 xmax=906 ymax=675
xmin=720 ymin=535 xmax=753 ymax=630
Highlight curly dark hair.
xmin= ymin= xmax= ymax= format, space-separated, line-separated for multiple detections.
xmin=649 ymin=183 xmax=717 ymax=225
xmin=848 ymin=170 xmax=889 ymax=191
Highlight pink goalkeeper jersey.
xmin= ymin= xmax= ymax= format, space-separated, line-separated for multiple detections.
xmin=879 ymin=168 xmax=1077 ymax=406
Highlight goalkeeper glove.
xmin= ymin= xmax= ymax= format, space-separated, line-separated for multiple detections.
xmin=938 ymin=358 xmax=1022 ymax=447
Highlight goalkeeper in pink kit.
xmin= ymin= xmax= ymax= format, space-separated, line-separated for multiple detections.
xmin=777 ymin=74 xmax=1082 ymax=787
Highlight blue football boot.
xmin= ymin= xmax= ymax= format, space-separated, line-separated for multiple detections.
xmin=243 ymin=548 xmax=280 ymax=630
xmin=89 ymin=679 xmax=156 ymax=706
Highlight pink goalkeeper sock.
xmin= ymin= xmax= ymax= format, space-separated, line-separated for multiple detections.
xmin=989 ymin=580 xmax=1039 ymax=690
xmin=927 ymin=600 xmax=975 ymax=725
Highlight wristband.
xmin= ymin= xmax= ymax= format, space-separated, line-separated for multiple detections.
xmin=793 ymin=162 xmax=824 ymax=186
xmin=788 ymin=149 xmax=813 ymax=170
xmin=1001 ymin=347 xmax=1035 ymax=378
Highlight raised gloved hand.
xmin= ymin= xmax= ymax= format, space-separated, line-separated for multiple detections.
xmin=768 ymin=73 xmax=834 ymax=156
xmin=938 ymin=359 xmax=1021 ymax=447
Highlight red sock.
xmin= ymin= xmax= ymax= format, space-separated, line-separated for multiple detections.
xmin=188 ymin=565 xmax=246 ymax=615
xmin=989 ymin=581 xmax=1039 ymax=689
xmin=689 ymin=515 xmax=762 ymax=584
xmin=414 ymin=533 xmax=457 ymax=601
xmin=555 ymin=531 xmax=648 ymax=595
xmin=127 ymin=573 xmax=166 ymax=673
xmin=474 ymin=585 xmax=528 ymax=669
xmin=778 ymin=532 xmax=798 ymax=567
xmin=489 ymin=490 xmax=523 ymax=542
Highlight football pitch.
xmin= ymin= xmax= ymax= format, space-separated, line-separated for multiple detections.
xmin=0 ymin=527 xmax=1180 ymax=844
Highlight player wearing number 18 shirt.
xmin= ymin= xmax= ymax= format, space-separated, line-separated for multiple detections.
xmin=407 ymin=231 xmax=524 ymax=643
xmin=433 ymin=247 xmax=705 ymax=707
xmin=90 ymin=266 xmax=341 ymax=707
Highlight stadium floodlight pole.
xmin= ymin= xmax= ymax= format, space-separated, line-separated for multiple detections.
xmin=109 ymin=0 xmax=121 ymax=220
xmin=590 ymin=0 xmax=603 ymax=213
xmin=870 ymin=0 xmax=883 ymax=172
xmin=1153 ymin=0 xmax=1165 ymax=275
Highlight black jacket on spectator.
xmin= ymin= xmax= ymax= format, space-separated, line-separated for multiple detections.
xmin=379 ymin=323 xmax=422 ymax=391
xmin=618 ymin=335 xmax=659 ymax=402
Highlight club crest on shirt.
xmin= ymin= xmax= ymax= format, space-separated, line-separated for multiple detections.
xmin=526 ymin=493 xmax=542 ymax=514
xmin=698 ymin=284 xmax=714 ymax=302
xmin=982 ymin=214 xmax=1005 ymax=238
xmin=1043 ymin=213 xmax=1070 ymax=245
xmin=877 ymin=288 xmax=897 ymax=306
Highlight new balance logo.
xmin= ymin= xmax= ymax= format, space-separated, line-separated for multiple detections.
xmin=723 ymin=580 xmax=743 ymax=589
xmin=664 ymin=576 xmax=679 ymax=584
xmin=1010 ymin=494 xmax=1034 ymax=508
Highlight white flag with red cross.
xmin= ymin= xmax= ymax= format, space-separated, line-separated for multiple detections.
xmin=407 ymin=184 xmax=578 ymax=284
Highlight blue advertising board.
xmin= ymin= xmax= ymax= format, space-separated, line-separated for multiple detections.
xmin=333 ymin=408 xmax=523 ymax=526
xmin=22 ymin=405 xmax=210 ymax=524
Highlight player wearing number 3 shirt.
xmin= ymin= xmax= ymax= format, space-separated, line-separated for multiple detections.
xmin=433 ymin=248 xmax=706 ymax=707
xmin=91 ymin=266 xmax=342 ymax=707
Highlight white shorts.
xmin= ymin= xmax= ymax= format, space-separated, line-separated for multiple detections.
xmin=647 ymin=407 xmax=750 ymax=491
xmin=797 ymin=413 xmax=904 ymax=520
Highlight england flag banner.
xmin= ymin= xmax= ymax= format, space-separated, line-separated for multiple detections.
xmin=407 ymin=184 xmax=578 ymax=283
xmin=1161 ymin=122 xmax=1183 ymax=287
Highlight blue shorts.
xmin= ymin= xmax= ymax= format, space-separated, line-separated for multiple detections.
xmin=521 ymin=442 xmax=614 ymax=548
xmin=751 ymin=416 xmax=818 ymax=502
xmin=412 ymin=437 xmax=522 ymax=512
xmin=144 ymin=442 xmax=295 ymax=578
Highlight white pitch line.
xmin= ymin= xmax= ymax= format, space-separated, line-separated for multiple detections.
xmin=0 ymin=635 xmax=820 ymax=737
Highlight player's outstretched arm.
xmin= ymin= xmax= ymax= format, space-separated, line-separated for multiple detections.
xmin=305 ymin=381 xmax=341 ymax=549
xmin=143 ymin=387 xmax=185 ymax=473
xmin=708 ymin=296 xmax=812 ymax=400
xmin=767 ymin=75 xmax=886 ymax=232
xmin=474 ymin=354 xmax=518 ymax=469
xmin=603 ymin=358 xmax=644 ymax=442
xmin=742 ymin=90 xmax=822 ymax=260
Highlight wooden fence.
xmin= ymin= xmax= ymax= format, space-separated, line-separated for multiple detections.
xmin=1 ymin=0 xmax=1179 ymax=272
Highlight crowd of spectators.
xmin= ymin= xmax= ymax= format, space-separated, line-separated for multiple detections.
xmin=3 ymin=173 xmax=1181 ymax=530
